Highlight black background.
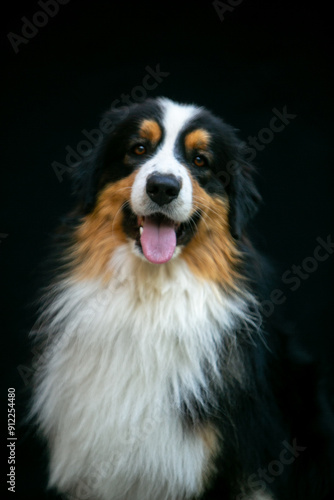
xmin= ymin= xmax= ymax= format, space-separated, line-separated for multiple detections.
xmin=1 ymin=0 xmax=333 ymax=498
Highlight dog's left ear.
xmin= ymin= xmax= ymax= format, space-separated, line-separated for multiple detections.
xmin=226 ymin=146 xmax=262 ymax=239
xmin=71 ymin=107 xmax=129 ymax=213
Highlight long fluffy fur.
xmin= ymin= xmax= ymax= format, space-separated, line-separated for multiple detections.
xmin=33 ymin=246 xmax=260 ymax=500
xmin=30 ymin=98 xmax=333 ymax=500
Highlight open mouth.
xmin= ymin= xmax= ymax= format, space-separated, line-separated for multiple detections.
xmin=122 ymin=207 xmax=201 ymax=264
xmin=137 ymin=214 xmax=180 ymax=264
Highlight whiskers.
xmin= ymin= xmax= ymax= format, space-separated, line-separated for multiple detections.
xmin=192 ymin=194 xmax=224 ymax=218
xmin=188 ymin=209 xmax=202 ymax=235
xmin=192 ymin=194 xmax=225 ymax=234
xmin=111 ymin=199 xmax=131 ymax=236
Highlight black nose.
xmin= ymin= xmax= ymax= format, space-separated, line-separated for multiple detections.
xmin=146 ymin=174 xmax=182 ymax=206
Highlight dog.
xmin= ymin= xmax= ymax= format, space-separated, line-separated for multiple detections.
xmin=31 ymin=97 xmax=333 ymax=500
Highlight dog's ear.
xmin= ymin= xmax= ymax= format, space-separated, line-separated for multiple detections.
xmin=226 ymin=145 xmax=261 ymax=239
xmin=71 ymin=107 xmax=129 ymax=213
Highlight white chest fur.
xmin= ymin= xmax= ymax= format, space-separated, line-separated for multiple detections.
xmin=33 ymin=245 xmax=252 ymax=500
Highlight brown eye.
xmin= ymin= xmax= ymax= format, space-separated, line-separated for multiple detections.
xmin=133 ymin=144 xmax=146 ymax=155
xmin=193 ymin=155 xmax=206 ymax=167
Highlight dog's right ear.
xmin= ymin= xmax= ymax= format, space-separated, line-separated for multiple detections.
xmin=227 ymin=153 xmax=261 ymax=240
xmin=71 ymin=106 xmax=129 ymax=213
xmin=220 ymin=138 xmax=261 ymax=240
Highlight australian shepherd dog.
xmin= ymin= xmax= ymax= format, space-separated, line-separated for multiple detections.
xmin=31 ymin=98 xmax=332 ymax=500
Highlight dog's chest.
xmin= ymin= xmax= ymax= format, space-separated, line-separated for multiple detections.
xmin=39 ymin=250 xmax=243 ymax=499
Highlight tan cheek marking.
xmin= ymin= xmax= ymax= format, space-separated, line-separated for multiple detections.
xmin=68 ymin=173 xmax=137 ymax=282
xmin=181 ymin=176 xmax=242 ymax=290
xmin=139 ymin=119 xmax=162 ymax=144
xmin=184 ymin=129 xmax=210 ymax=152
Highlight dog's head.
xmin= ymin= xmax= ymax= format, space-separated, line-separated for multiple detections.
xmin=71 ymin=98 xmax=260 ymax=281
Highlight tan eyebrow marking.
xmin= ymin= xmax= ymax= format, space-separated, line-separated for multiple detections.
xmin=184 ymin=129 xmax=211 ymax=152
xmin=138 ymin=119 xmax=162 ymax=144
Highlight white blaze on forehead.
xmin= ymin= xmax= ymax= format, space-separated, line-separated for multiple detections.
xmin=158 ymin=97 xmax=199 ymax=156
xmin=130 ymin=98 xmax=200 ymax=221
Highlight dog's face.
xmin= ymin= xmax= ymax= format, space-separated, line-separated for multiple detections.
xmin=72 ymin=98 xmax=260 ymax=281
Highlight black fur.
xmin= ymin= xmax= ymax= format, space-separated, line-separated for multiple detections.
xmin=42 ymin=98 xmax=334 ymax=499
xmin=72 ymin=99 xmax=260 ymax=240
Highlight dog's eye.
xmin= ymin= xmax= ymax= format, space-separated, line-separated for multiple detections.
xmin=132 ymin=144 xmax=147 ymax=155
xmin=193 ymin=155 xmax=207 ymax=167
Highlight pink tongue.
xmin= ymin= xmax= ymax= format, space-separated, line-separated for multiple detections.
xmin=140 ymin=217 xmax=176 ymax=264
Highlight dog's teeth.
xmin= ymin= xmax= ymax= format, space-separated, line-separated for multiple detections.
xmin=139 ymin=227 xmax=143 ymax=235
